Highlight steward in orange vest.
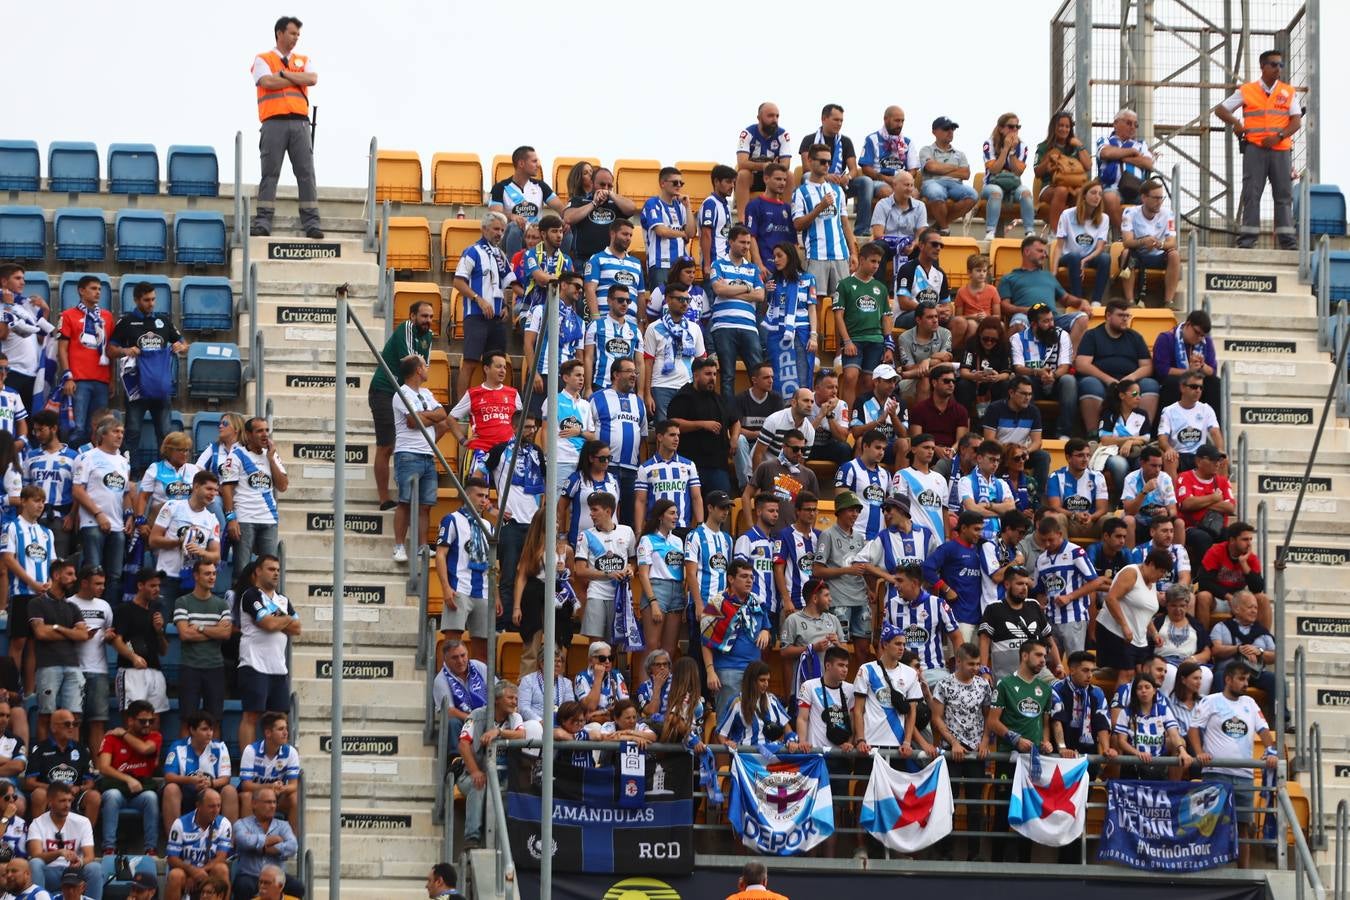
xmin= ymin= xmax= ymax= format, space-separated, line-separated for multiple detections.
xmin=249 ymin=15 xmax=323 ymax=239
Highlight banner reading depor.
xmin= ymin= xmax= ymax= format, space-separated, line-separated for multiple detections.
xmin=727 ymin=752 xmax=834 ymax=855
xmin=1099 ymin=780 xmax=1237 ymax=871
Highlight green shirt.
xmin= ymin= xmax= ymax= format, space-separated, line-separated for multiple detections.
xmin=997 ymin=267 xmax=1067 ymax=311
xmin=835 ymin=275 xmax=889 ymax=344
xmin=993 ymin=672 xmax=1052 ymax=745
xmin=172 ymin=592 xmax=231 ymax=669
xmin=370 ymin=321 xmax=434 ymax=394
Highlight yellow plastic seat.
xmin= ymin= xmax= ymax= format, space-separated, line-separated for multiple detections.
xmin=614 ymin=159 xmax=663 ymax=204
xmin=392 ymin=281 xmax=443 ymax=337
xmin=938 ymin=236 xmax=982 ymax=290
xmin=818 ymin=295 xmax=837 ymax=354
xmin=1042 ymin=438 xmax=1068 ymax=474
xmin=447 ymin=291 xmax=465 ymax=341
xmin=431 ymin=153 xmax=483 ymax=205
xmin=440 ymin=219 xmax=480 ymax=272
xmin=552 ymin=156 xmax=601 ymax=201
xmin=427 ymin=350 xmax=451 ymax=406
xmin=497 ymin=632 xmax=524 ymax=684
xmin=988 ymin=238 xmax=1024 ymax=281
xmin=435 ymin=429 xmax=459 ymax=475
xmin=382 ymin=217 xmax=431 ymax=271
xmin=675 ymin=160 xmax=719 ymax=210
xmin=1087 ymin=306 xmax=1178 ymax=351
xmin=375 ymin=150 xmax=423 ymax=204
xmin=490 ymin=155 xmax=513 ymax=186
xmin=815 ymin=500 xmax=836 ymax=533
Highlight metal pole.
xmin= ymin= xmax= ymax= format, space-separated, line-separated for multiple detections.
xmin=233 ymin=131 xmax=243 ymax=247
xmin=1186 ymin=229 xmax=1198 ymax=311
xmin=1074 ymin=0 xmax=1092 ymax=149
xmin=329 ymin=284 xmax=349 ymax=900
xmin=364 ymin=137 xmax=378 ymax=251
xmin=1300 ymin=173 xmax=1312 ymax=280
xmin=1294 ymin=646 xmax=1306 ymax=769
xmin=1318 ymin=236 xmax=1331 ymax=351
xmin=539 ymin=282 xmax=561 ymax=899
xmin=1236 ymin=431 xmax=1248 ymax=518
xmin=1306 ymin=0 xmax=1321 ymax=183
xmin=1220 ymin=361 xmax=1233 ymax=452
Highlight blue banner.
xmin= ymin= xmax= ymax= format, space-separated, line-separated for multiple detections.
xmin=727 ymin=752 xmax=834 ymax=855
xmin=1099 ymin=780 xmax=1237 ymax=871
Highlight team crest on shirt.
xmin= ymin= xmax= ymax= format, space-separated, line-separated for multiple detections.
xmin=246 ymin=472 xmax=272 ymax=491
xmin=167 ymin=482 xmax=192 ymax=500
xmin=605 ymin=338 xmax=631 ymax=357
xmin=559 ymin=416 xmax=582 ymax=432
xmin=49 ymin=763 xmax=78 ymax=782
xmin=1221 ymin=717 xmax=1249 ymax=738
xmin=797 ymin=555 xmax=814 ymax=573
xmin=25 ymin=542 xmax=47 ymax=561
xmin=138 ymin=332 xmax=165 ymax=351
xmin=103 ymin=472 xmax=126 ymax=490
xmin=709 ymin=552 xmax=727 ymax=571
xmin=613 ymin=271 xmax=637 ymax=287
xmin=1177 ymin=426 xmax=1203 ymax=446
xmin=916 ymin=286 xmax=939 ymax=303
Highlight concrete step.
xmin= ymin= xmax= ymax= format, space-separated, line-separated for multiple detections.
xmin=1280 ymin=606 xmax=1350 ymax=661
xmin=303 ymin=696 xmax=426 ymax=726
xmin=1225 ymin=357 xmax=1338 ymax=392
xmin=1210 ymin=310 xmax=1319 ymax=337
xmin=310 ymin=880 xmax=428 ymax=900
xmin=1274 ymin=555 xmax=1350 ymax=590
xmin=296 ymin=674 xmax=424 ymax=707
xmin=283 ymin=571 xmax=417 ymax=609
xmin=1189 ymin=250 xmax=1303 ymax=295
xmin=244 ymin=234 xmax=372 ymax=261
xmin=1180 ymin=290 xmax=1316 ymax=318
xmin=1216 ymin=333 xmax=1325 ymax=360
xmin=1229 ymin=419 xmax=1350 ymax=452
xmin=297 ymin=725 xmax=431 ymax=759
xmin=301 ymin=760 xmax=439 ymax=795
xmin=283 ymin=552 xmax=422 ymax=585
xmin=261 ymin=344 xmax=379 ymax=367
xmin=293 ymin=648 xmax=418 ymax=681
xmin=298 ymin=614 xmax=431 ymax=648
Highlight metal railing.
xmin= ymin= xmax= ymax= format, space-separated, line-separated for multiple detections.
xmin=233 ymin=131 xmax=244 ymax=247
xmin=1310 ymin=722 xmax=1325 ymax=849
xmin=1338 ymin=300 xmax=1350 ymax=419
xmin=431 ymin=698 xmax=452 ymax=826
xmin=303 ymin=849 xmax=314 ymax=896
xmin=1236 ymin=430 xmax=1249 ymax=520
xmin=1316 ymin=235 xmax=1332 ymax=352
xmin=1299 ymin=172 xmax=1313 ymax=282
xmin=1285 ymin=784 xmax=1328 ymax=900
xmin=378 ymin=201 xmax=391 ymax=343
xmin=363 ymin=137 xmax=378 ymax=251
xmin=1335 ymin=800 xmax=1348 ymax=900
xmin=295 ymin=768 xmax=308 ymax=881
xmin=1293 ymin=645 xmax=1307 ymax=769
xmin=1186 ymin=228 xmax=1198 ymax=312
xmin=486 ymin=749 xmax=515 ymax=898
xmin=1220 ymin=360 xmax=1233 ymax=452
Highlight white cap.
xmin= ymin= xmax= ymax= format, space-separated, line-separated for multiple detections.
xmin=871 ymin=363 xmax=899 ymax=381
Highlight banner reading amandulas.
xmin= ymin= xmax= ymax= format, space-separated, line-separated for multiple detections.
xmin=1099 ymin=780 xmax=1237 ymax=871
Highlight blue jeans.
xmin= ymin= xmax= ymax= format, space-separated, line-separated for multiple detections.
xmin=80 ymin=526 xmax=125 ymax=600
xmin=31 ymin=860 xmax=104 ymax=899
xmin=1060 ymin=249 xmax=1110 ymax=303
xmin=237 ymin=521 xmax=279 ymax=563
xmin=102 ymin=786 xmax=158 ymax=852
xmin=699 ymin=467 xmax=732 ymax=498
xmin=1030 ymin=375 xmax=1078 ymax=438
xmin=710 ymin=326 xmax=764 ymax=405
xmin=125 ymin=397 xmax=173 ymax=478
xmin=651 ymin=386 xmax=680 ymax=423
xmin=1077 ymin=376 xmax=1160 ymax=400
xmin=921 ymin=179 xmax=979 ymax=203
xmin=70 ymin=379 xmax=111 ymax=447
xmin=1102 ymin=453 xmax=1137 ymax=502
xmin=980 ymin=182 xmax=1037 ymax=234
xmin=497 ymin=520 xmax=530 ymax=629
xmin=847 ymin=175 xmax=877 ymax=235
xmin=714 ymin=665 xmax=746 ymax=722
xmin=502 ymin=222 xmax=525 ymax=259
xmin=735 ymin=435 xmax=754 ymax=489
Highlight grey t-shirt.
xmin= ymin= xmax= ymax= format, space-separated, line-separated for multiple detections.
xmin=750 ymin=458 xmax=820 ymax=529
xmin=30 ymin=594 xmax=82 ymax=669
xmin=780 ymin=608 xmax=846 ymax=650
xmin=818 ymin=524 xmax=868 ymax=607
xmin=917 ymin=144 xmax=971 ymax=186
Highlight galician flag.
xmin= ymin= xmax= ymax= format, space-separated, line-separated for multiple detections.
xmin=859 ymin=753 xmax=953 ymax=853
xmin=727 ymin=752 xmax=834 ymax=856
xmin=1008 ymin=752 xmax=1091 ymax=847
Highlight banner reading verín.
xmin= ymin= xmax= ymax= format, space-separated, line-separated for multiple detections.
xmin=1099 ymin=780 xmax=1237 ymax=871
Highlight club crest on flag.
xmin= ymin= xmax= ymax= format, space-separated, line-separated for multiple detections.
xmin=1008 ymin=753 xmax=1090 ymax=847
xmin=727 ymin=752 xmax=834 ymax=856
xmin=860 ymin=753 xmax=954 ymax=853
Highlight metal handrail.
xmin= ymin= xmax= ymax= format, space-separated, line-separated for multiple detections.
xmin=1236 ymin=430 xmax=1248 ymax=519
xmin=363 ymin=137 xmax=377 ymax=251
xmin=1335 ymin=800 xmax=1348 ymax=900
xmin=423 ymin=621 xmax=438 ymax=746
xmin=379 ymin=201 xmax=391 ymax=344
xmin=415 ymin=543 xmax=431 ymax=671
xmin=1299 ymin=171 xmax=1312 ymax=282
xmin=1340 ymin=300 xmax=1350 ymax=420
xmin=303 ymin=849 xmax=314 ymax=896
xmin=295 ymin=768 xmax=308 ymax=877
xmin=233 ymin=131 xmax=243 ymax=248
xmin=254 ymin=330 xmax=266 ymax=421
xmin=1317 ymin=235 xmax=1332 ymax=352
xmin=1186 ymin=228 xmax=1198 ymax=312
xmin=431 ymin=699 xmax=452 ymax=825
xmin=1220 ymin=360 xmax=1233 ymax=453
xmin=487 ymin=750 xmax=515 ymax=898
xmin=1311 ymin=723 xmax=1324 ymax=849
xmin=1284 ymin=785 xmax=1328 ymax=900
xmin=1294 ymin=646 xmax=1307 ymax=768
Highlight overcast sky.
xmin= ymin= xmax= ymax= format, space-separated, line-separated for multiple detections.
xmin=11 ymin=0 xmax=1342 ymax=194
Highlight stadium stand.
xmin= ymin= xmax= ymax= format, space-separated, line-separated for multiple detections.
xmin=58 ymin=271 xmax=114 ymax=310
xmin=0 ymin=204 xmax=46 ymax=259
xmin=0 ymin=139 xmax=40 ymax=190
xmin=431 ymin=152 xmax=484 ymax=205
xmin=48 ymin=140 xmax=100 ymax=192
xmin=119 ymin=273 xmax=172 ymax=315
xmin=54 ymin=207 xmax=108 ymax=262
xmin=165 ymin=144 xmax=220 ymax=197
xmin=376 ymin=149 xmax=425 ymax=203
xmin=384 ymin=215 xmax=432 ymax=271
xmin=114 ymin=209 xmax=169 ymax=263
xmin=180 ymin=275 xmax=235 ymax=332
xmin=107 ymin=142 xmax=160 ymax=194
xmin=173 ymin=210 xmax=229 ymax=265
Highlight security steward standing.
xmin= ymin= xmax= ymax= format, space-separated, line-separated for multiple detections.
xmin=1213 ymin=48 xmax=1302 ymax=250
xmin=250 ymin=16 xmax=323 ymax=238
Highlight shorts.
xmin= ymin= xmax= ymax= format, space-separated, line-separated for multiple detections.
xmin=1053 ymin=620 xmax=1089 ymax=656
xmin=369 ymin=388 xmax=397 ymax=449
xmin=1132 ymin=248 xmax=1171 ymax=270
xmin=82 ymin=673 xmax=110 ymax=722
xmin=580 ymin=589 xmax=618 ymax=638
xmin=1207 ymin=773 xmax=1257 ymax=825
xmin=919 ymin=180 xmax=979 ymax=203
xmin=832 ymin=604 xmax=872 ymax=645
xmin=842 ymin=339 xmax=886 ymax=372
xmin=463 ymin=316 xmax=508 ymax=363
xmin=1009 ymin=308 xmax=1087 ymax=334
xmin=1210 ymin=594 xmax=1233 ymax=615
xmin=116 ymin=667 xmax=170 ymax=714
xmin=36 ymin=666 xmax=85 ymax=715
xmin=394 ymin=452 xmax=439 ymax=504
xmin=440 ymin=591 xmax=494 ymax=636
xmin=237 ymin=666 xmax=290 ymax=714
xmin=8 ymin=593 xmax=33 ymax=639
xmin=640 ymin=579 xmax=686 ymax=614
xmin=804 ymin=258 xmax=850 ymax=297
xmin=1094 ymin=624 xmax=1153 ymax=671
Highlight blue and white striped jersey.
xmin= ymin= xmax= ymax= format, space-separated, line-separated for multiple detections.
xmin=835 ymin=459 xmax=890 ymax=540
xmin=708 ymin=258 xmax=763 ymax=333
xmin=699 ymin=194 xmax=732 ymax=261
xmin=163 ymin=738 xmax=233 ymax=779
xmin=736 ymin=123 xmax=793 ymax=163
xmin=574 ymin=670 xmax=628 ymax=713
xmin=454 ymin=238 xmax=516 ymax=319
xmin=23 ymin=444 xmax=78 ymax=509
xmin=562 ymin=470 xmax=620 ymax=543
xmin=1011 ymin=327 xmax=1072 ymax=369
xmin=883 ymin=589 xmax=958 ymax=672
xmin=583 ymin=250 xmax=644 ymax=322
xmin=167 ymin=812 xmax=232 ymax=867
xmin=686 ymin=524 xmax=732 ymax=607
xmin=0 ymin=517 xmax=53 ymax=597
xmin=892 ymin=467 xmax=948 ymax=541
xmin=0 ymin=388 xmax=27 ymax=437
xmin=1035 ymin=539 xmax=1100 ymax=625
xmin=718 ymin=694 xmax=794 ymax=746
xmin=853 ymin=525 xmax=937 ymax=606
xmin=1113 ymin=695 xmax=1178 ymax=755
xmin=635 ymin=453 xmax=701 ymax=528
xmin=791 ymin=181 xmax=849 ymax=261
xmin=956 ymin=471 xmax=1014 ymax=539
xmin=590 ymin=388 xmax=647 ymax=470
xmin=1046 ymin=465 xmax=1108 ymax=514
xmin=1130 ymin=540 xmax=1190 ymax=593
xmin=584 ymin=316 xmax=640 ymax=389
xmin=438 ymin=508 xmax=494 ymax=599
xmin=774 ymin=525 xmax=820 ymax=612
xmin=734 ymin=526 xmax=781 ymax=618
xmin=641 ymin=197 xmax=689 ymax=270
xmin=859 ymin=130 xmax=915 ymax=177
xmin=239 ymin=740 xmax=301 ymax=784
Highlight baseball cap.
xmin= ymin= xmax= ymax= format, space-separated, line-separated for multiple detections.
xmin=871 ymin=363 xmax=899 ymax=381
xmin=130 ymin=873 xmax=158 ymax=891
xmin=1195 ymin=444 xmax=1226 ymax=461
xmin=61 ymin=871 xmax=87 ymax=886
xmin=882 ymin=495 xmax=911 ymax=517
xmin=957 ymin=510 xmax=986 ymax=529
xmin=932 ymin=116 xmax=960 ymax=130
xmin=834 ymin=490 xmax=864 ymax=512
xmin=705 ymin=490 xmax=734 ymax=508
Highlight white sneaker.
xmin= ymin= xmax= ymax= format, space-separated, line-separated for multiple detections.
xmin=392 ymin=544 xmax=408 ymax=563
xmin=984 ymin=230 xmax=995 ymax=241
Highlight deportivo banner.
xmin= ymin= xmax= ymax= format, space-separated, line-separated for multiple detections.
xmin=860 ymin=754 xmax=954 ymax=853
xmin=728 ymin=752 xmax=834 ymax=855
xmin=506 ymin=751 xmax=694 ymax=874
xmin=1099 ymin=780 xmax=1237 ymax=871
xmin=1007 ymin=752 xmax=1091 ymax=847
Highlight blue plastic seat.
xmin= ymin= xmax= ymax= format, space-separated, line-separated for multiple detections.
xmin=166 ymin=145 xmax=219 ymax=197
xmin=21 ymin=271 xmax=50 ymax=306
xmin=57 ymin=272 xmax=114 ymax=312
xmin=48 ymin=141 xmax=100 ymax=193
xmin=0 ymin=206 xmax=46 ymax=259
xmin=53 ymin=208 xmax=107 ymax=262
xmin=186 ymin=342 xmax=242 ymax=400
xmin=0 ymin=141 xmax=40 ymax=191
xmin=173 ymin=211 xmax=227 ymax=265
xmin=119 ymin=274 xmax=172 ymax=316
xmin=1310 ymin=185 xmax=1347 ymax=237
xmin=114 ymin=210 xmax=168 ymax=263
xmin=180 ymin=276 xmax=234 ymax=332
xmin=107 ymin=143 xmax=159 ymax=195
xmin=191 ymin=410 xmax=225 ymax=456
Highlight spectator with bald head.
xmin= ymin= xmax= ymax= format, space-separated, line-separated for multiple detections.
xmin=166 ymin=787 xmax=231 ymax=900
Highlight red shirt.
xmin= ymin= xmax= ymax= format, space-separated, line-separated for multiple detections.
xmin=58 ymin=304 xmax=116 ymax=383
xmin=1200 ymin=543 xmax=1261 ymax=596
xmin=908 ymin=396 xmax=970 ymax=447
xmin=455 ymin=383 xmax=521 ymax=451
xmin=1175 ymin=471 xmax=1234 ymax=528
xmin=99 ymin=730 xmax=163 ymax=779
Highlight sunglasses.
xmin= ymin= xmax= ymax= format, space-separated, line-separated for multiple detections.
xmin=1006 ymin=124 xmax=1022 ymax=130
xmin=592 ymin=655 xmax=612 ymax=662
xmin=595 ymin=455 xmax=612 ymax=462
xmin=667 ymin=180 xmax=684 ymax=187
xmin=135 ymin=717 xmax=156 ymax=725
xmin=784 ymin=445 xmax=806 ymax=454
xmin=937 ymin=378 xmax=956 ymax=385
xmin=812 ymin=157 xmax=831 ymax=165
xmin=1263 ymin=60 xmax=1284 ymax=67
xmin=1007 ymin=565 xmax=1031 ymax=578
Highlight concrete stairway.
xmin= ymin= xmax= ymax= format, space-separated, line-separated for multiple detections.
xmin=1180 ymin=245 xmax=1350 ymax=879
xmin=239 ymin=233 xmax=440 ymax=899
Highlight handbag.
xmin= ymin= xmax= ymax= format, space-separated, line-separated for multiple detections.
xmin=821 ymin=684 xmax=853 ymax=746
xmin=1197 ymin=509 xmax=1227 ymax=540
xmin=1050 ymin=151 xmax=1088 ymax=190
xmin=989 ymin=172 xmax=1023 ymax=196
xmin=1118 ymin=170 xmax=1143 ymax=204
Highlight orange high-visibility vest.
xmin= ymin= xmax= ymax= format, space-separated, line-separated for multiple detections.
xmin=725 ymin=891 xmax=790 ymax=900
xmin=255 ymin=50 xmax=309 ymax=121
xmin=1239 ymin=80 xmax=1296 ymax=151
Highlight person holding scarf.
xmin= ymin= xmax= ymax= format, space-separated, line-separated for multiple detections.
xmin=517 ymin=650 xmax=575 ymax=724
xmin=1152 ymin=308 xmax=1221 ymax=417
xmin=700 ymin=559 xmax=772 ymax=719
xmin=522 ymin=272 xmax=585 ymax=415
xmin=574 ymin=640 xmax=628 ymax=725
xmin=852 ymin=622 xmax=931 ymax=758
xmin=717 ymin=660 xmax=801 ymax=749
xmin=761 ymin=243 xmax=818 ymax=396
xmin=635 ymin=499 xmax=683 ymax=673
xmin=56 ymin=275 xmax=115 ymax=448
xmin=780 ymin=578 xmax=844 ymax=701
xmin=573 ymin=491 xmax=636 ymax=642
xmin=485 ymin=411 xmax=544 ymax=629
xmin=432 ymin=640 xmax=490 ymax=751
xmin=641 ymin=287 xmax=704 ymax=423
xmin=109 ymin=281 xmax=187 ymax=479
xmin=132 ymin=432 xmax=200 ymax=551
